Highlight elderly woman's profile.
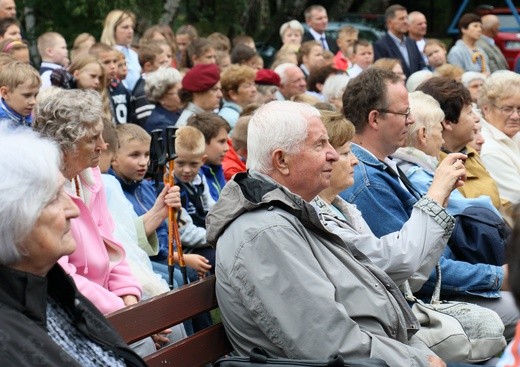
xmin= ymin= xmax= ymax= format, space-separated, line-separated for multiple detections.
xmin=0 ymin=123 xmax=146 ymax=366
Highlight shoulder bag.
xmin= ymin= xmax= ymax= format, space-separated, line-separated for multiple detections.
xmin=403 ymin=264 xmax=506 ymax=363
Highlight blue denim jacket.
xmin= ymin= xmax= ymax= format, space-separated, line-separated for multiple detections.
xmin=340 ymin=144 xmax=503 ymax=298
xmin=340 ymin=144 xmax=416 ymax=237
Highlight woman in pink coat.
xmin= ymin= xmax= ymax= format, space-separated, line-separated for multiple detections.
xmin=34 ymin=89 xmax=141 ymax=314
xmin=33 ymin=88 xmax=185 ymax=355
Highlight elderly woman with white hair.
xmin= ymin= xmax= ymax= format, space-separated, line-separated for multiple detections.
xmin=0 ymin=124 xmax=146 ymax=366
xmin=461 ymin=71 xmax=487 ymax=104
xmin=33 ymin=88 xmax=159 ymax=356
xmin=479 ymin=71 xmax=520 ymax=204
xmin=393 ymin=90 xmax=499 ymax=216
xmin=393 ymin=92 xmax=516 ymax=345
xmin=321 ymin=73 xmax=349 ymax=111
xmin=279 ymin=19 xmax=304 ymax=47
xmin=143 ymin=66 xmax=183 ymax=134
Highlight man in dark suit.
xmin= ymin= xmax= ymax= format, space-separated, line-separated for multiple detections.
xmin=374 ymin=4 xmax=425 ymax=79
xmin=302 ymin=5 xmax=338 ymax=54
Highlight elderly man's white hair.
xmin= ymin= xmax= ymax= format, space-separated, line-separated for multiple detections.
xmin=274 ymin=63 xmax=300 ymax=86
xmin=247 ymin=101 xmax=320 ymax=174
xmin=0 ymin=122 xmax=61 ymax=265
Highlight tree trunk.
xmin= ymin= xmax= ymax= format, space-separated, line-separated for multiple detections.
xmin=160 ymin=0 xmax=180 ymax=25
xmin=23 ymin=5 xmax=40 ymax=65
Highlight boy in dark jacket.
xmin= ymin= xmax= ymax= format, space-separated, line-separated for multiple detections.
xmin=186 ymin=112 xmax=230 ymax=201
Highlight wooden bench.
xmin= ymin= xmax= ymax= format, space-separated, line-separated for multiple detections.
xmin=107 ymin=275 xmax=233 ymax=367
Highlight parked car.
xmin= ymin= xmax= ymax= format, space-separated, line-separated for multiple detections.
xmin=325 ymin=21 xmax=385 ymax=44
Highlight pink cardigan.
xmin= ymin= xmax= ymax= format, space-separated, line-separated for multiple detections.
xmin=58 ymin=167 xmax=142 ymax=315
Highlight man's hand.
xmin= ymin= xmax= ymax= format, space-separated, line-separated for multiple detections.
xmin=152 ymin=329 xmax=172 ymax=349
xmin=427 ymin=153 xmax=467 ymax=207
xmin=428 ymin=355 xmax=446 ymax=367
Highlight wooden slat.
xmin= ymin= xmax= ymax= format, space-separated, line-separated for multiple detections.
xmin=107 ymin=275 xmax=218 ymax=344
xmin=145 ymin=323 xmax=233 ymax=367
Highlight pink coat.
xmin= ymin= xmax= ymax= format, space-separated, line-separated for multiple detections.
xmin=58 ymin=167 xmax=142 ymax=315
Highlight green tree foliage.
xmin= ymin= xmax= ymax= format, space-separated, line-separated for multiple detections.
xmin=14 ymin=0 xmax=458 ymax=65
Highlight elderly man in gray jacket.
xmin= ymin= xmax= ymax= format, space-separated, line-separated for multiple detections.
xmin=206 ymin=101 xmax=449 ymax=367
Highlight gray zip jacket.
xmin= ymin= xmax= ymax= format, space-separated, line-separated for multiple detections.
xmin=207 ymin=171 xmax=434 ymax=366
xmin=312 ymin=194 xmax=454 ymax=290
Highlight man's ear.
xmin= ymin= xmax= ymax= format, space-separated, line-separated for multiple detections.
xmin=201 ymin=154 xmax=208 ymax=164
xmin=272 ymin=149 xmax=289 ymax=175
xmin=367 ymin=109 xmax=379 ymax=129
xmin=441 ymin=119 xmax=452 ymax=131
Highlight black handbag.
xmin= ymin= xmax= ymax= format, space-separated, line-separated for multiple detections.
xmin=447 ymin=206 xmax=510 ymax=266
xmin=214 ymin=348 xmax=389 ymax=367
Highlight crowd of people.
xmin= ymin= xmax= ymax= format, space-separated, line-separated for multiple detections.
xmin=1 ymin=0 xmax=520 ymax=365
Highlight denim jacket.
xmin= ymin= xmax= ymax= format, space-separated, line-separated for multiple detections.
xmin=340 ymin=144 xmax=417 ymax=237
xmin=340 ymin=144 xmax=503 ymax=299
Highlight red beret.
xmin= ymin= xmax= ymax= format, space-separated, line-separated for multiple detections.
xmin=182 ymin=63 xmax=220 ymax=93
xmin=255 ymin=69 xmax=281 ymax=87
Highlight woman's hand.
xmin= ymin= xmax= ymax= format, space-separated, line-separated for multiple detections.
xmin=121 ymin=294 xmax=139 ymax=307
xmin=427 ymin=153 xmax=467 ymax=207
xmin=184 ymin=254 xmax=212 ymax=278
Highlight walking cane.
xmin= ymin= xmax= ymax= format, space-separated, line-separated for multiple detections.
xmin=165 ymin=126 xmax=188 ymax=288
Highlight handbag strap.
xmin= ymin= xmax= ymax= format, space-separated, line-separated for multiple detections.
xmin=403 ymin=263 xmax=442 ymax=304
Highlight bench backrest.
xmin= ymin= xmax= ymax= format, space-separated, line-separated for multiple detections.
xmin=107 ymin=275 xmax=233 ymax=367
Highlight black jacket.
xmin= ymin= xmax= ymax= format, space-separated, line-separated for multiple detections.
xmin=0 ymin=264 xmax=146 ymax=367
xmin=302 ymin=30 xmax=338 ymax=54
xmin=373 ymin=32 xmax=426 ymax=78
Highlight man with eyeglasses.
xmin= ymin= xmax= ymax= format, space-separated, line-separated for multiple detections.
xmin=341 ymin=66 xmax=517 ymax=348
xmin=339 ymin=67 xmax=418 ymax=234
